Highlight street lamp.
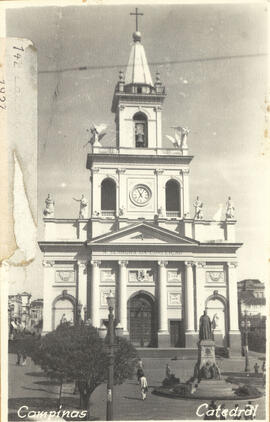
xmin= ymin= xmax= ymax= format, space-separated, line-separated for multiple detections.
xmin=106 ymin=291 xmax=115 ymax=421
xmin=240 ymin=311 xmax=251 ymax=372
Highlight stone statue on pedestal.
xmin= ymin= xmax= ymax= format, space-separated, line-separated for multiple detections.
xmin=199 ymin=310 xmax=213 ymax=341
xmin=73 ymin=194 xmax=88 ymax=219
xmin=43 ymin=194 xmax=55 ymax=217
xmin=226 ymin=196 xmax=235 ymax=219
xmin=193 ymin=196 xmax=203 ymax=220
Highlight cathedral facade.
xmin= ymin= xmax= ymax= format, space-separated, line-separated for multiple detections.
xmin=39 ymin=29 xmax=242 ymax=353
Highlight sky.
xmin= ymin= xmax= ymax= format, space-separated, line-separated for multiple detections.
xmin=6 ymin=2 xmax=269 ymax=298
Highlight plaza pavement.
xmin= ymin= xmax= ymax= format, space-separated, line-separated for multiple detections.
xmin=8 ymin=352 xmax=266 ymax=421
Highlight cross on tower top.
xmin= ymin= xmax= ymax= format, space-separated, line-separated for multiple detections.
xmin=130 ymin=7 xmax=144 ymax=32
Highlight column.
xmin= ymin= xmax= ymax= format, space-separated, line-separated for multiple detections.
xmin=194 ymin=262 xmax=206 ymax=331
xmin=42 ymin=260 xmax=55 ymax=334
xmin=90 ymin=260 xmax=101 ymax=328
xmin=157 ymin=261 xmax=170 ymax=347
xmin=182 ymin=168 xmax=190 ymax=218
xmin=184 ymin=261 xmax=196 ymax=347
xmin=78 ymin=261 xmax=88 ymax=321
xmin=118 ymin=260 xmax=128 ymax=333
xmin=227 ymin=262 xmax=241 ymax=354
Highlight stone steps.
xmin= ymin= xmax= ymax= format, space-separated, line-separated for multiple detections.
xmin=136 ymin=348 xmax=197 ymax=359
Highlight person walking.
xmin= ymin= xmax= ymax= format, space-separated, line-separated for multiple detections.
xmin=253 ymin=363 xmax=259 ymax=374
xmin=16 ymin=351 xmax=21 ymax=366
xmin=137 ymin=358 xmax=143 ymax=369
xmin=139 ymin=374 xmax=148 ymax=400
xmin=137 ymin=366 xmax=144 ymax=383
xmin=21 ymin=351 xmax=27 ymax=366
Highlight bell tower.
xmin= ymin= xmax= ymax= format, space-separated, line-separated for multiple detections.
xmin=87 ymin=11 xmax=193 ymax=237
xmin=111 ymin=30 xmax=166 ymax=150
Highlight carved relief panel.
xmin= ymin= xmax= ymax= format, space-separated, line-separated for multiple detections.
xmin=128 ymin=269 xmax=155 ymax=283
xmin=55 ymin=263 xmax=76 ymax=284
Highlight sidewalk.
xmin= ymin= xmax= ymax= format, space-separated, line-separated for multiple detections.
xmin=8 ymin=353 xmax=266 ymax=421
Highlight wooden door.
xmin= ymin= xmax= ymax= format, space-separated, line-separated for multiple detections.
xmin=129 ymin=294 xmax=155 ymax=347
xmin=170 ymin=320 xmax=184 ymax=347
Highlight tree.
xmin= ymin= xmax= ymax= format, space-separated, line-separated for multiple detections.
xmin=26 ymin=323 xmax=138 ymax=418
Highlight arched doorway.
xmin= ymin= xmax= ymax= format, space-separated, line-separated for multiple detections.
xmin=52 ymin=294 xmax=75 ymax=329
xmin=206 ymin=296 xmax=227 ymax=347
xmin=128 ymin=292 xmax=156 ymax=347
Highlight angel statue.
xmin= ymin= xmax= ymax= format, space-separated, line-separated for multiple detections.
xmin=166 ymin=130 xmax=182 ymax=148
xmin=43 ymin=194 xmax=55 ymax=217
xmin=166 ymin=126 xmax=190 ymax=149
xmin=225 ymin=196 xmax=235 ymax=219
xmin=172 ymin=126 xmax=190 ymax=149
xmin=84 ymin=123 xmax=107 ymax=147
xmin=73 ymin=194 xmax=88 ymax=219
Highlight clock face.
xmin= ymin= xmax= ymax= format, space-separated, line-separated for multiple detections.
xmin=130 ymin=184 xmax=152 ymax=206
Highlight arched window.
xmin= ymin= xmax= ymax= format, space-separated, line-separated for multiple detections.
xmin=165 ymin=180 xmax=180 ymax=217
xmin=101 ymin=178 xmax=116 ymax=216
xmin=133 ymin=112 xmax=148 ymax=148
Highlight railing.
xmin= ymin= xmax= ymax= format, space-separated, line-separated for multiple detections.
xmin=101 ymin=210 xmax=116 ymax=217
xmin=166 ymin=211 xmax=180 ymax=218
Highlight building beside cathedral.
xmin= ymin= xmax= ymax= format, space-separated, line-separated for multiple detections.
xmin=39 ymin=29 xmax=242 ymax=353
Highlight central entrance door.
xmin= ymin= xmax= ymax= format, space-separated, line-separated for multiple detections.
xmin=129 ymin=293 xmax=156 ymax=347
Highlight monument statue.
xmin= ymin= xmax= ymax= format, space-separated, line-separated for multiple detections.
xmin=73 ymin=194 xmax=88 ymax=219
xmin=193 ymin=196 xmax=203 ymax=220
xmin=199 ymin=310 xmax=213 ymax=341
xmin=43 ymin=194 xmax=55 ymax=217
xmin=226 ymin=196 xmax=235 ymax=219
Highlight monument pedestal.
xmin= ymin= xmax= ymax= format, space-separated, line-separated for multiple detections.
xmin=193 ymin=339 xmax=220 ymax=382
xmin=194 ymin=378 xmax=237 ymax=398
xmin=198 ymin=339 xmax=216 ymax=368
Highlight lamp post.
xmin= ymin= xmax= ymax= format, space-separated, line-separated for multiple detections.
xmin=106 ymin=291 xmax=115 ymax=421
xmin=240 ymin=311 xmax=251 ymax=372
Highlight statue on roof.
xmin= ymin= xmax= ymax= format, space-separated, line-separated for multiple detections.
xmin=193 ymin=196 xmax=203 ymax=220
xmin=84 ymin=123 xmax=107 ymax=147
xmin=226 ymin=196 xmax=235 ymax=219
xmin=43 ymin=194 xmax=55 ymax=217
xmin=73 ymin=194 xmax=88 ymax=219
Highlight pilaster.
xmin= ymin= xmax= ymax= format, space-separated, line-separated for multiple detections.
xmin=184 ymin=261 xmax=197 ymax=347
xmin=155 ymin=169 xmax=164 ymax=217
xmin=194 ymin=261 xmax=206 ymax=331
xmin=182 ymin=168 xmax=190 ymax=218
xmin=117 ymin=168 xmax=126 ymax=217
xmin=90 ymin=260 xmax=101 ymax=327
xmin=118 ymin=260 xmax=128 ymax=333
xmin=157 ymin=260 xmax=170 ymax=346
xmin=227 ymin=262 xmax=241 ymax=354
xmin=91 ymin=168 xmax=101 ymax=216
xmin=78 ymin=261 xmax=88 ymax=321
xmin=42 ymin=260 xmax=54 ymax=334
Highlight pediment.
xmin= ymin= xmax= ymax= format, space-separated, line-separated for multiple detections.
xmin=90 ymin=223 xmax=198 ymax=246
